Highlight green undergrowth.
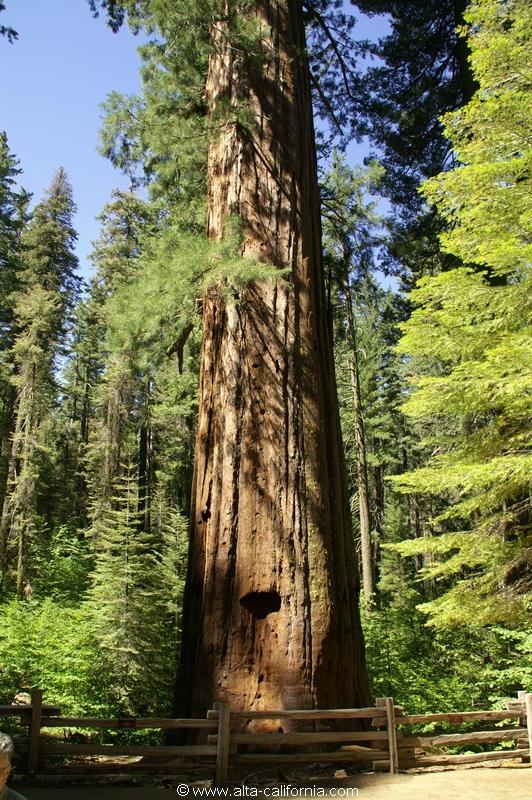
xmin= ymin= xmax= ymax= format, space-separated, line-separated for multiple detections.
xmin=361 ymin=589 xmax=532 ymax=716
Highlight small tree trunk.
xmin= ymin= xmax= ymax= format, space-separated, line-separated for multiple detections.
xmin=344 ymin=281 xmax=373 ymax=602
xmin=137 ymin=382 xmax=151 ymax=532
xmin=0 ymin=383 xmax=17 ymax=590
xmin=0 ymin=383 xmax=16 ymax=519
xmin=176 ymin=0 xmax=369 ymax=716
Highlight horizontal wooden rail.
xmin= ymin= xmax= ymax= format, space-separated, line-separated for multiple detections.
xmin=209 ymin=730 xmax=389 ymax=745
xmin=374 ymin=748 xmax=530 ymax=771
xmin=41 ymin=743 xmax=217 ymax=757
xmin=233 ymin=750 xmax=384 ymax=764
xmin=207 ymin=706 xmax=392 ymax=721
xmin=0 ymin=704 xmax=60 ymax=717
xmin=42 ymin=717 xmax=216 ymax=730
xmin=341 ymin=743 xmax=383 ymax=752
xmin=401 ymin=727 xmax=527 ymax=748
xmin=43 ymin=763 xmax=211 ymax=774
xmin=391 ymin=709 xmax=523 ymax=726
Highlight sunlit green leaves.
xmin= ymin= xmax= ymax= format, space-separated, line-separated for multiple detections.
xmin=421 ymin=0 xmax=532 ymax=276
xmin=392 ymin=0 xmax=532 ymax=627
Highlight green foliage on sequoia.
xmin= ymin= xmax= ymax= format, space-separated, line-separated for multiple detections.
xmin=106 ymin=218 xmax=289 ymax=368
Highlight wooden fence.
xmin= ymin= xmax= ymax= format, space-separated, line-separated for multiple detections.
xmin=1 ymin=689 xmax=530 ymax=784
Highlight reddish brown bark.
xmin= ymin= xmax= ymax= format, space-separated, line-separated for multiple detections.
xmin=176 ymin=0 xmax=369 ymax=716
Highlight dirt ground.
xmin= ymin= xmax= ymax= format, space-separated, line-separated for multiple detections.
xmin=13 ymin=766 xmax=532 ymax=799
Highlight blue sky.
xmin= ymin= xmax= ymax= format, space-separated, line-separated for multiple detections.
xmin=0 ymin=1 xmax=388 ymax=281
xmin=0 ymin=0 xmax=143 ymax=279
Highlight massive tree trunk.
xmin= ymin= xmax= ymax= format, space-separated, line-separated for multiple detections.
xmin=176 ymin=0 xmax=369 ymax=716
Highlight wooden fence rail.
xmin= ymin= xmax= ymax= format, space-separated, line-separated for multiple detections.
xmin=1 ymin=688 xmax=530 ymax=784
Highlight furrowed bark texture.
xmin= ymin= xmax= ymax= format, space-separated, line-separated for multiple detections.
xmin=177 ymin=0 xmax=369 ymax=716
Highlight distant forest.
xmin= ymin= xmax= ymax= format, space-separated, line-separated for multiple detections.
xmin=0 ymin=0 xmax=530 ymax=717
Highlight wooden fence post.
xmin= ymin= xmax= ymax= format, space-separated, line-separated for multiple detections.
xmin=375 ymin=697 xmax=399 ymax=774
xmin=524 ymin=692 xmax=532 ymax=765
xmin=214 ymin=701 xmax=231 ymax=787
xmin=385 ymin=697 xmax=399 ymax=774
xmin=27 ymin=688 xmax=43 ymax=781
xmin=516 ymin=690 xmax=528 ymax=763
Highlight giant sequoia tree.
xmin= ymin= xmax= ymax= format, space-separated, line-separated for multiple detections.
xmin=177 ymin=0 xmax=369 ymax=715
xmin=93 ymin=0 xmax=370 ymax=714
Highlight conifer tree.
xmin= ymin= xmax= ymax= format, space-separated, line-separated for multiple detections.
xmin=0 ymin=169 xmax=79 ymax=595
xmin=0 ymin=133 xmax=29 ymax=542
xmin=322 ymin=153 xmax=384 ymax=601
xmin=55 ymin=292 xmax=106 ymax=528
xmin=87 ymin=461 xmax=171 ymax=713
xmin=391 ymin=0 xmax=532 ymax=626
xmin=352 ymin=0 xmax=478 ymax=284
xmin=83 ymin=190 xmax=155 ymax=532
xmin=178 ymin=0 xmax=371 ymax=714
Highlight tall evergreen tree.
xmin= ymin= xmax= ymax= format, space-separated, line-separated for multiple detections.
xmin=54 ymin=292 xmax=106 ymax=528
xmin=0 ymin=169 xmax=79 ymax=595
xmin=87 ymin=461 xmax=173 ymax=714
xmin=321 ymin=152 xmax=384 ymax=601
xmin=391 ymin=0 xmax=532 ymax=626
xmin=0 ymin=134 xmax=29 ymax=540
xmin=83 ymin=191 xmax=155 ymax=533
xmin=352 ymin=0 xmax=478 ymax=284
xmin=178 ymin=0 xmax=370 ymax=714
xmin=59 ymin=190 xmax=154 ymax=530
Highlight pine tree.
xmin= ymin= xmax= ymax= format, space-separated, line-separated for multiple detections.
xmin=0 ymin=169 xmax=79 ymax=595
xmin=54 ymin=292 xmax=106 ymax=528
xmin=352 ymin=0 xmax=478 ymax=285
xmin=57 ymin=190 xmax=154 ymax=532
xmin=87 ymin=462 xmax=171 ymax=714
xmin=391 ymin=0 xmax=532 ymax=626
xmin=321 ymin=152 xmax=384 ymax=601
xmin=0 ymin=133 xmax=29 ymax=543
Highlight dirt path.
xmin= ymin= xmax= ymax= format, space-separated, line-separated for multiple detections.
xmin=329 ymin=767 xmax=531 ymax=799
xmin=13 ymin=767 xmax=531 ymax=799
